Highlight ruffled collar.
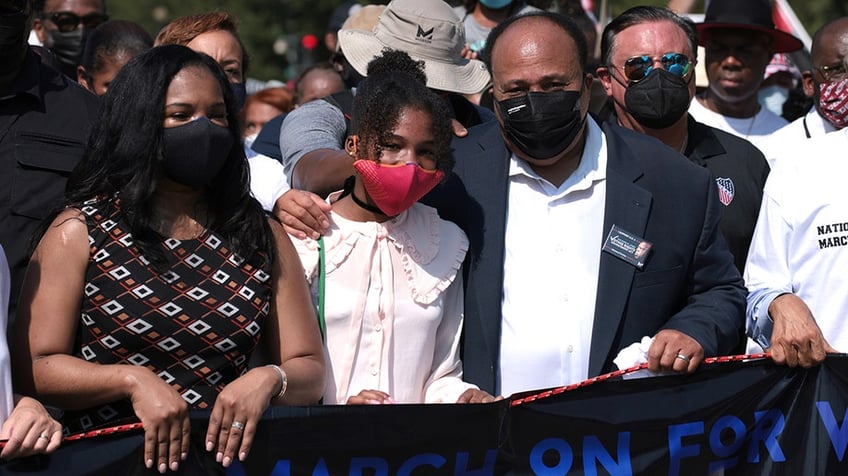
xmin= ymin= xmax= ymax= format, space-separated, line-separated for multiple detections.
xmin=295 ymin=203 xmax=467 ymax=305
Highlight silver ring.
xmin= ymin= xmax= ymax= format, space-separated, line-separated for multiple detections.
xmin=231 ymin=421 xmax=245 ymax=431
xmin=675 ymin=353 xmax=691 ymax=363
xmin=38 ymin=434 xmax=50 ymax=441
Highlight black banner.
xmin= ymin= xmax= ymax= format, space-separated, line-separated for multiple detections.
xmin=3 ymin=356 xmax=848 ymax=475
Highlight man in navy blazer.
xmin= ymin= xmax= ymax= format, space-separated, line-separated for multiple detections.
xmin=423 ymin=12 xmax=745 ymax=395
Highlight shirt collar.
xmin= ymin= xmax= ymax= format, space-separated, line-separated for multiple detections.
xmin=508 ymin=115 xmax=607 ymax=196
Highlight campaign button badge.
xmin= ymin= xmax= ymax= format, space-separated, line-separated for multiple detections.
xmin=602 ymin=224 xmax=652 ymax=269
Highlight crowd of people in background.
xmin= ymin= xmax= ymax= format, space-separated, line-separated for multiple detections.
xmin=1 ymin=0 xmax=847 ymax=471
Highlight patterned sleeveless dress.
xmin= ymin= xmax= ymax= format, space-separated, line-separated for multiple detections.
xmin=61 ymin=197 xmax=272 ymax=434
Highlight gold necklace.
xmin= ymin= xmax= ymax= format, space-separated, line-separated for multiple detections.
xmin=153 ymin=216 xmax=205 ymax=240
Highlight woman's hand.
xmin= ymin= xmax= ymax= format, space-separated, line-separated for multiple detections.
xmin=0 ymin=395 xmax=62 ymax=460
xmin=126 ymin=367 xmax=190 ymax=474
xmin=455 ymin=389 xmax=500 ymax=404
xmin=346 ymin=390 xmax=394 ymax=405
xmin=205 ymin=366 xmax=278 ymax=467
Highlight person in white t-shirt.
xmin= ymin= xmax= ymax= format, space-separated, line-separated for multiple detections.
xmin=757 ymin=17 xmax=848 ymax=167
xmin=0 ymin=246 xmax=62 ymax=460
xmin=687 ymin=0 xmax=803 ymax=144
xmin=744 ymin=128 xmax=848 ymax=367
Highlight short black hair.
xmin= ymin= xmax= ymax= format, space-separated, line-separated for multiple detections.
xmin=600 ymin=6 xmax=697 ymax=66
xmin=67 ymin=44 xmax=273 ymax=270
xmin=480 ymin=11 xmax=588 ymax=74
xmin=80 ymin=19 xmax=152 ymax=74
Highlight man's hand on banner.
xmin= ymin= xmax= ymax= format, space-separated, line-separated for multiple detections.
xmin=647 ymin=329 xmax=704 ymax=374
xmin=767 ymin=293 xmax=836 ymax=368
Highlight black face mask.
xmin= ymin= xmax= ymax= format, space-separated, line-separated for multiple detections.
xmin=230 ymin=81 xmax=247 ymax=112
xmin=161 ymin=118 xmax=234 ymax=189
xmin=43 ymin=27 xmax=92 ymax=77
xmin=0 ymin=12 xmax=28 ymax=78
xmin=496 ymin=90 xmax=584 ymax=160
xmin=624 ymin=68 xmax=691 ymax=130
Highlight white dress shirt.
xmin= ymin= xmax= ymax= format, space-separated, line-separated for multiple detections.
xmin=498 ymin=117 xmax=607 ymax=397
xmin=292 ymin=203 xmax=477 ymax=404
xmin=745 ymin=128 xmax=848 ymax=352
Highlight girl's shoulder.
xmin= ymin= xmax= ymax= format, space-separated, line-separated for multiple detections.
xmin=391 ymin=204 xmax=468 ymax=263
xmin=391 ymin=204 xmax=468 ymax=305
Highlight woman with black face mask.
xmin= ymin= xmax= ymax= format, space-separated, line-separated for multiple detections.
xmin=11 ymin=45 xmax=325 ymax=474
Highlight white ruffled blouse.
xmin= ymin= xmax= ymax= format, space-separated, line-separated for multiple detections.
xmin=292 ymin=202 xmax=476 ymax=404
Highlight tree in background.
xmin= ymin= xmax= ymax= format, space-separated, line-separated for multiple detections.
xmin=104 ymin=0 xmax=844 ymax=83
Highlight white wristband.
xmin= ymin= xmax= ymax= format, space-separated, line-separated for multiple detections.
xmin=266 ymin=364 xmax=288 ymax=399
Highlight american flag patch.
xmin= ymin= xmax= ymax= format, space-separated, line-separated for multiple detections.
xmin=716 ymin=177 xmax=735 ymax=206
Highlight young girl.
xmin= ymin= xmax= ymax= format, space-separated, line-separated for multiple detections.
xmin=291 ymin=67 xmax=494 ymax=404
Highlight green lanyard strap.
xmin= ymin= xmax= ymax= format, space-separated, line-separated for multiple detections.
xmin=317 ymin=235 xmax=326 ymax=341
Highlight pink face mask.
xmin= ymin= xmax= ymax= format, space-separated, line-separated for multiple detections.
xmin=352 ymin=160 xmax=444 ymax=216
xmin=818 ymin=78 xmax=848 ymax=130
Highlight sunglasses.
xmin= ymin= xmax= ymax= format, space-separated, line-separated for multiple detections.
xmin=622 ymin=53 xmax=692 ymax=83
xmin=44 ymin=11 xmax=108 ymax=33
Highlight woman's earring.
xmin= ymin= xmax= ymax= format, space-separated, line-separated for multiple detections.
xmin=347 ymin=136 xmax=358 ymax=157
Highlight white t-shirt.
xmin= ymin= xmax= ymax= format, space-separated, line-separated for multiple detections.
xmin=689 ymin=97 xmax=788 ymax=145
xmin=1 ymin=246 xmax=14 ymax=425
xmin=756 ymin=108 xmax=839 ymax=168
xmin=244 ymin=137 xmax=290 ymax=212
xmin=744 ymin=128 xmax=848 ymax=352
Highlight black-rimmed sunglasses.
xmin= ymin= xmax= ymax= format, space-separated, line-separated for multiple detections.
xmin=44 ymin=11 xmax=108 ymax=32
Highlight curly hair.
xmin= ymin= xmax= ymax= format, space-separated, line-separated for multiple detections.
xmin=66 ymin=45 xmax=273 ymax=271
xmin=350 ymin=55 xmax=454 ymax=177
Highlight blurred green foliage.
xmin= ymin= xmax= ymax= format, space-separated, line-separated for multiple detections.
xmin=105 ymin=0 xmax=846 ymax=82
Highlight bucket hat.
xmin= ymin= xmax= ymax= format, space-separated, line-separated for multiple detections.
xmin=337 ymin=0 xmax=491 ymax=94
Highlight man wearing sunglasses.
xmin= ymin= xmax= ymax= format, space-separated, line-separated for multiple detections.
xmin=688 ymin=0 xmax=802 ymax=144
xmin=0 ymin=0 xmax=98 ymax=319
xmin=596 ymin=6 xmax=769 ymax=277
xmin=757 ymin=17 xmax=848 ymax=167
xmin=31 ymin=0 xmax=107 ymax=79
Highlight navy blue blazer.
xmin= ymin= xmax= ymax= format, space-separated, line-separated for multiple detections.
xmin=423 ymin=119 xmax=746 ymax=394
